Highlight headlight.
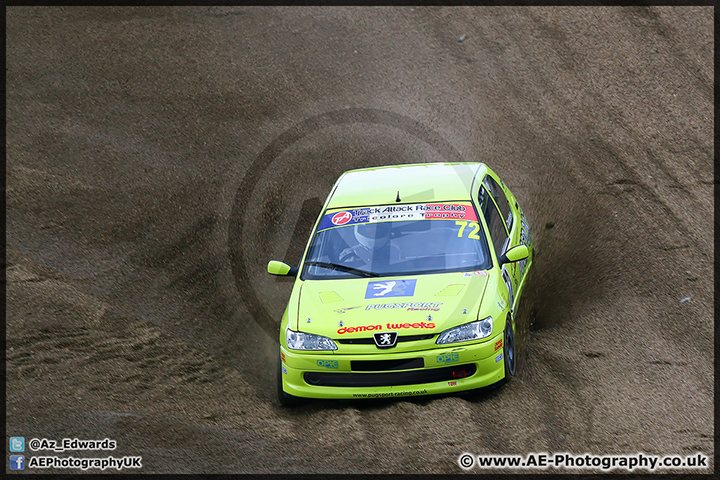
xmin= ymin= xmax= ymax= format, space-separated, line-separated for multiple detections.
xmin=436 ymin=317 xmax=493 ymax=344
xmin=286 ymin=328 xmax=337 ymax=351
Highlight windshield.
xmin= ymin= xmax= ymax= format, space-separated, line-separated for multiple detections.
xmin=301 ymin=202 xmax=492 ymax=279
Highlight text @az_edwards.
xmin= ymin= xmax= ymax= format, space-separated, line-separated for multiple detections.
xmin=28 ymin=437 xmax=116 ymax=452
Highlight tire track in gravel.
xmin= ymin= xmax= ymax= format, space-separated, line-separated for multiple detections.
xmin=406 ymin=6 xmax=712 ymax=463
xmin=498 ymin=7 xmax=712 ymax=254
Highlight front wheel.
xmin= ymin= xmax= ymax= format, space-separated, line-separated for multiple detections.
xmin=501 ymin=315 xmax=516 ymax=383
xmin=277 ymin=347 xmax=305 ymax=407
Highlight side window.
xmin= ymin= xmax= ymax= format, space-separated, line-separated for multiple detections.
xmin=479 ymin=184 xmax=510 ymax=258
xmin=483 ymin=175 xmax=513 ymax=232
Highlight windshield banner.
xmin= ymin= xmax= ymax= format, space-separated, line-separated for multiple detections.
xmin=317 ymin=202 xmax=478 ymax=232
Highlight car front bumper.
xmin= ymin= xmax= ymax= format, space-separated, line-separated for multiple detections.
xmin=280 ymin=332 xmax=505 ymax=399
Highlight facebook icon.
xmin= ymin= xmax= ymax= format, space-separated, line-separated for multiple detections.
xmin=10 ymin=454 xmax=25 ymax=470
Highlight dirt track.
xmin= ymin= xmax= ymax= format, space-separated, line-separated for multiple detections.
xmin=6 ymin=6 xmax=714 ymax=474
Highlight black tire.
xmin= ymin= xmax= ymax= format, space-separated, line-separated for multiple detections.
xmin=277 ymin=347 xmax=305 ymax=407
xmin=501 ymin=315 xmax=516 ymax=383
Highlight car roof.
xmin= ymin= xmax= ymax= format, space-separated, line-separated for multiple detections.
xmin=326 ymin=162 xmax=489 ymax=208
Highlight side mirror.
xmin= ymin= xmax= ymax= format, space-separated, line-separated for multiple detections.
xmin=267 ymin=260 xmax=298 ymax=277
xmin=499 ymin=245 xmax=529 ymax=265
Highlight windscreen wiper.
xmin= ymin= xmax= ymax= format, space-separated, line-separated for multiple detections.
xmin=304 ymin=261 xmax=379 ymax=278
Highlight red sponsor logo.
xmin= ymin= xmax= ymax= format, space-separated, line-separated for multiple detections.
xmin=332 ymin=211 xmax=352 ymax=225
xmin=386 ymin=321 xmax=436 ymax=330
xmin=495 ymin=339 xmax=502 ymax=351
xmin=337 ymin=321 xmax=437 ymax=335
xmin=424 ymin=203 xmax=478 ymax=221
xmin=281 ymin=351 xmax=286 ymax=363
xmin=337 ymin=324 xmax=383 ymax=335
xmin=448 ymin=381 xmax=457 ymax=387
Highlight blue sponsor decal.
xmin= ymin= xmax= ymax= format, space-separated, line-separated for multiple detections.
xmin=436 ymin=353 xmax=459 ymax=364
xmin=281 ymin=365 xmax=287 ymax=375
xmin=365 ymin=279 xmax=417 ymax=299
xmin=317 ymin=359 xmax=339 ymax=369
xmin=495 ymin=353 xmax=504 ymax=363
xmin=317 ymin=204 xmax=431 ymax=232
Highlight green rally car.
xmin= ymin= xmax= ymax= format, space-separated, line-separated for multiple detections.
xmin=268 ymin=163 xmax=533 ymax=405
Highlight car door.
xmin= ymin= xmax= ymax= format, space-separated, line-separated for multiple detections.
xmin=479 ymin=173 xmax=522 ymax=310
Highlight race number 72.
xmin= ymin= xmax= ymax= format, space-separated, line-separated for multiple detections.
xmin=456 ymin=220 xmax=481 ymax=239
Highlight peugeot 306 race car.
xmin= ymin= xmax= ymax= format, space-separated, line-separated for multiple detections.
xmin=268 ymin=163 xmax=533 ymax=405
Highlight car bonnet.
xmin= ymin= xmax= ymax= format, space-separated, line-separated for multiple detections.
xmin=294 ymin=271 xmax=491 ymax=339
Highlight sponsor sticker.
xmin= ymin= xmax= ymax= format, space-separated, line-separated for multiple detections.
xmin=437 ymin=353 xmax=460 ymax=364
xmin=316 ymin=202 xmax=478 ymax=232
xmin=447 ymin=381 xmax=457 ymax=387
xmin=280 ymin=351 xmax=286 ymax=363
xmin=463 ymin=270 xmax=488 ymax=277
xmin=517 ymin=208 xmax=532 ymax=277
xmin=502 ymin=266 xmax=514 ymax=310
xmin=337 ymin=324 xmax=383 ymax=335
xmin=365 ymin=279 xmax=416 ymax=298
xmin=495 ymin=353 xmax=503 ymax=363
xmin=495 ymin=339 xmax=503 ymax=351
xmin=424 ymin=203 xmax=478 ymax=221
xmin=385 ymin=321 xmax=436 ymax=330
xmin=281 ymin=365 xmax=287 ymax=374
xmin=337 ymin=321 xmax=436 ymax=335
xmin=407 ymin=305 xmax=441 ymax=312
xmin=331 ymin=211 xmax=353 ymax=225
xmin=365 ymin=302 xmax=442 ymax=311
xmin=317 ymin=359 xmax=339 ymax=369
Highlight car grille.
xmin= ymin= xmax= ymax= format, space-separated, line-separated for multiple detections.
xmin=304 ymin=363 xmax=477 ymax=387
xmin=336 ymin=334 xmax=435 ymax=345
xmin=350 ymin=358 xmax=424 ymax=371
